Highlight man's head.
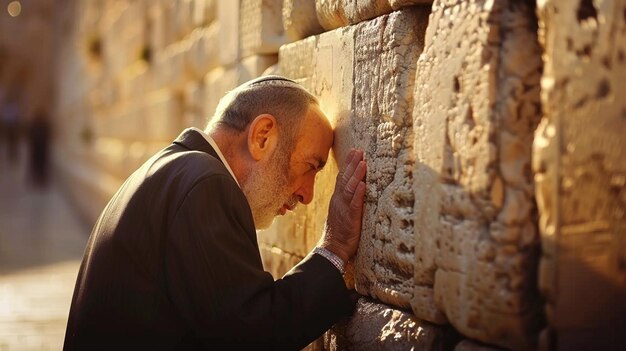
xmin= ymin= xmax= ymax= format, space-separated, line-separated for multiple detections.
xmin=207 ymin=76 xmax=333 ymax=229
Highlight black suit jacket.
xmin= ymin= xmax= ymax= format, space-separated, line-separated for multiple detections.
xmin=64 ymin=129 xmax=355 ymax=350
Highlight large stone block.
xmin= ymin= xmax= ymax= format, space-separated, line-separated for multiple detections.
xmin=315 ymin=0 xmax=432 ymax=31
xmin=280 ymin=6 xmax=430 ymax=310
xmin=143 ymin=91 xmax=184 ymax=142
xmin=412 ymin=0 xmax=543 ymax=349
xmin=240 ymin=0 xmax=286 ymax=57
xmin=217 ymin=0 xmax=240 ymax=66
xmin=185 ymin=23 xmax=220 ymax=79
xmin=153 ymin=41 xmax=190 ymax=90
xmin=534 ymin=0 xmax=626 ymax=350
xmin=240 ymin=54 xmax=278 ymax=79
xmin=203 ymin=66 xmax=245 ymax=120
xmin=282 ymin=0 xmax=324 ymax=42
xmin=324 ymin=297 xmax=449 ymax=351
xmin=183 ymin=80 xmax=208 ymax=128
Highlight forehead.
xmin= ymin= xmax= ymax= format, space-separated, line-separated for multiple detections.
xmin=292 ymin=105 xmax=333 ymax=162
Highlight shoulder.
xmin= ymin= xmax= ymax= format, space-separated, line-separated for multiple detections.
xmin=152 ymin=146 xmax=238 ymax=189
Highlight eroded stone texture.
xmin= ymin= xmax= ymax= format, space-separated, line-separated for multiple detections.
xmin=280 ymin=8 xmax=431 ymax=309
xmin=240 ymin=0 xmax=286 ymax=57
xmin=412 ymin=0 xmax=543 ymax=349
xmin=315 ymin=0 xmax=432 ymax=31
xmin=350 ymin=10 xmax=428 ymax=310
xmin=282 ymin=0 xmax=324 ymax=41
xmin=185 ymin=23 xmax=220 ymax=79
xmin=217 ymin=0 xmax=240 ymax=66
xmin=279 ymin=7 xmax=429 ymax=307
xmin=535 ymin=0 xmax=626 ymax=349
xmin=324 ymin=298 xmax=448 ymax=351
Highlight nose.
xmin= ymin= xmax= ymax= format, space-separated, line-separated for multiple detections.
xmin=294 ymin=174 xmax=315 ymax=205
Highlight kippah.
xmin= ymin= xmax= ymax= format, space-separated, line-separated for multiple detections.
xmin=245 ymin=75 xmax=301 ymax=88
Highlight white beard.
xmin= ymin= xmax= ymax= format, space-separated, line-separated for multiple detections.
xmin=241 ymin=149 xmax=298 ymax=229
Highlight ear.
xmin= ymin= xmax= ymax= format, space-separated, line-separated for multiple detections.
xmin=247 ymin=114 xmax=278 ymax=161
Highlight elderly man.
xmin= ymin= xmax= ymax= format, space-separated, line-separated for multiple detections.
xmin=64 ymin=76 xmax=367 ymax=350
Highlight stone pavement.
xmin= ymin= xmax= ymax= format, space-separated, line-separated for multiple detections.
xmin=0 ymin=145 xmax=89 ymax=351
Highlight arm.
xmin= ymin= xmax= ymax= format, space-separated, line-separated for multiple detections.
xmin=165 ymin=174 xmax=354 ymax=350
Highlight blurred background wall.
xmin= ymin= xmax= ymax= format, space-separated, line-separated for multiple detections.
xmin=1 ymin=0 xmax=625 ymax=350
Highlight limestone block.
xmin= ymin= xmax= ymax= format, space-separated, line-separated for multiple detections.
xmin=240 ymin=0 xmax=286 ymax=57
xmin=189 ymin=0 xmax=217 ymax=27
xmin=412 ymin=0 xmax=543 ymax=349
xmin=280 ymin=7 xmax=430 ymax=310
xmin=143 ymin=91 xmax=184 ymax=142
xmin=241 ymin=54 xmax=278 ymax=79
xmin=277 ymin=35 xmax=317 ymax=86
xmin=183 ymin=80 xmax=208 ymax=128
xmin=217 ymin=0 xmax=240 ymax=66
xmin=535 ymin=0 xmax=626 ymax=349
xmin=148 ymin=3 xmax=166 ymax=52
xmin=176 ymin=0 xmax=195 ymax=38
xmin=282 ymin=0 xmax=324 ymax=42
xmin=315 ymin=0 xmax=432 ymax=31
xmin=153 ymin=40 xmax=190 ymax=89
xmin=203 ymin=66 xmax=244 ymax=120
xmin=324 ymin=298 xmax=448 ymax=351
xmin=185 ymin=23 xmax=220 ymax=79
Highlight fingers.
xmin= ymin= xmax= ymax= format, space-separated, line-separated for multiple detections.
xmin=345 ymin=161 xmax=366 ymax=194
xmin=342 ymin=149 xmax=364 ymax=184
xmin=350 ymin=181 xmax=366 ymax=211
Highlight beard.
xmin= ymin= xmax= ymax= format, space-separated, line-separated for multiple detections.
xmin=241 ymin=146 xmax=299 ymax=229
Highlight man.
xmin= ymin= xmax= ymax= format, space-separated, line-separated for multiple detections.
xmin=64 ymin=76 xmax=367 ymax=350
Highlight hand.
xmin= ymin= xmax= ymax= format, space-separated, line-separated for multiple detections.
xmin=321 ymin=149 xmax=367 ymax=263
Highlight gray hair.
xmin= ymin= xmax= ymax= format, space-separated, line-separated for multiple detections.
xmin=209 ymin=76 xmax=319 ymax=153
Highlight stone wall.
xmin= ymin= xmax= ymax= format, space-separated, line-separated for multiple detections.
xmin=51 ymin=0 xmax=626 ymax=350
xmin=534 ymin=0 xmax=626 ymax=349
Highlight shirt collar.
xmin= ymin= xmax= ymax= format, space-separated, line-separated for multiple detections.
xmin=189 ymin=127 xmax=241 ymax=188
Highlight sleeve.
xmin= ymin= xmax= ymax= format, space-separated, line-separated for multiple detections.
xmin=165 ymin=174 xmax=356 ymax=350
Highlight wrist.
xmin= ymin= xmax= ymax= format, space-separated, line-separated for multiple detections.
xmin=313 ymin=246 xmax=346 ymax=274
xmin=319 ymin=242 xmax=350 ymax=264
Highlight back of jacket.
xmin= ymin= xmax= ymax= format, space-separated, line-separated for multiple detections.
xmin=63 ymin=129 xmax=354 ymax=351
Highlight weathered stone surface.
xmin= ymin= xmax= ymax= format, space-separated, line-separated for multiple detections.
xmin=280 ymin=9 xmax=431 ymax=309
xmin=185 ymin=23 xmax=220 ymax=79
xmin=240 ymin=54 xmax=278 ymax=79
xmin=217 ymin=0 xmax=240 ymax=66
xmin=412 ymin=0 xmax=543 ymax=349
xmin=348 ymin=9 xmax=428 ymax=310
xmin=324 ymin=297 xmax=448 ymax=351
xmin=534 ymin=0 xmax=626 ymax=350
xmin=143 ymin=90 xmax=184 ymax=142
xmin=282 ymin=0 xmax=324 ymax=41
xmin=315 ymin=0 xmax=432 ymax=31
xmin=192 ymin=0 xmax=216 ymax=27
xmin=182 ymin=80 xmax=208 ymax=128
xmin=240 ymin=0 xmax=286 ymax=57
